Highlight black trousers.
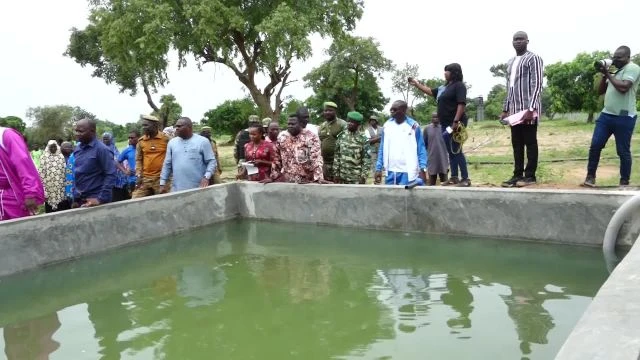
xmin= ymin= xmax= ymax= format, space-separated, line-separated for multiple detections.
xmin=112 ymin=186 xmax=132 ymax=202
xmin=510 ymin=123 xmax=538 ymax=178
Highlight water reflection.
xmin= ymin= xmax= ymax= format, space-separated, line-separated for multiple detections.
xmin=0 ymin=221 xmax=608 ymax=360
xmin=502 ymin=286 xmax=566 ymax=358
xmin=3 ymin=313 xmax=60 ymax=360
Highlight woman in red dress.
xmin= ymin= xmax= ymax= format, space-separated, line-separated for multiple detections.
xmin=240 ymin=125 xmax=275 ymax=181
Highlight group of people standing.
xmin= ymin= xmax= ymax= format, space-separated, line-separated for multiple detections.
xmin=2 ymin=31 xmax=637 ymax=222
xmin=0 ymin=114 xmax=224 ymax=221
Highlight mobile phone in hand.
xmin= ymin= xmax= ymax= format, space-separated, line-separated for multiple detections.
xmin=446 ymin=126 xmax=453 ymax=134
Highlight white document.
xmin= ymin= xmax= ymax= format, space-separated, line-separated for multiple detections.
xmin=242 ymin=162 xmax=259 ymax=175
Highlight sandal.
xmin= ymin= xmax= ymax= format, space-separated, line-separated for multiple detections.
xmin=442 ymin=177 xmax=459 ymax=186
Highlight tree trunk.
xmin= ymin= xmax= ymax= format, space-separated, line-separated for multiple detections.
xmin=249 ymin=91 xmax=274 ymax=119
xmin=587 ymin=111 xmax=594 ymax=123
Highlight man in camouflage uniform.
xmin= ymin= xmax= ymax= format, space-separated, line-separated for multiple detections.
xmin=334 ymin=111 xmax=371 ymax=184
xmin=318 ymin=101 xmax=347 ymax=181
xmin=200 ymin=126 xmax=223 ymax=184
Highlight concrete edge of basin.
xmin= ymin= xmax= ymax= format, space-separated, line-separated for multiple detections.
xmin=1 ymin=182 xmax=639 ymax=278
xmin=554 ymin=231 xmax=640 ymax=360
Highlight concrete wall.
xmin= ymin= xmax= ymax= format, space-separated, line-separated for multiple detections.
xmin=0 ymin=183 xmax=239 ymax=277
xmin=237 ymin=182 xmax=640 ymax=247
xmin=554 ymin=232 xmax=640 ymax=360
xmin=1 ymin=183 xmax=639 ymax=278
xmin=2 ymin=183 xmax=640 ymax=358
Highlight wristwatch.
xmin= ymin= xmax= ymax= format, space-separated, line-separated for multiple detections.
xmin=421 ymin=168 xmax=427 ymax=173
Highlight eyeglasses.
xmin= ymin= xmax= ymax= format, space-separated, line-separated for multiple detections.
xmin=128 ymin=136 xmax=136 ymax=139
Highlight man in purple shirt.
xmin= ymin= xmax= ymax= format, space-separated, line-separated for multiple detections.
xmin=72 ymin=118 xmax=116 ymax=207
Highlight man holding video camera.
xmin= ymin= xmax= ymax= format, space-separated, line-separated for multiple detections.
xmin=584 ymin=46 xmax=640 ymax=187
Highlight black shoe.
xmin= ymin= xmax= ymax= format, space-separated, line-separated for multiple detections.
xmin=583 ymin=175 xmax=596 ymax=188
xmin=516 ymin=177 xmax=537 ymax=187
xmin=620 ymin=179 xmax=630 ymax=187
xmin=501 ymin=177 xmax=521 ymax=188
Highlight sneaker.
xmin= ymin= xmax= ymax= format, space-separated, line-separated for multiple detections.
xmin=457 ymin=178 xmax=471 ymax=187
xmin=516 ymin=177 xmax=537 ymax=187
xmin=583 ymin=175 xmax=596 ymax=188
xmin=620 ymin=179 xmax=630 ymax=187
xmin=501 ymin=177 xmax=521 ymax=188
xmin=442 ymin=176 xmax=459 ymax=186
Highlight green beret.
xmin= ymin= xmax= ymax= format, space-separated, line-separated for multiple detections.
xmin=323 ymin=101 xmax=338 ymax=109
xmin=347 ymin=111 xmax=364 ymax=123
xmin=141 ymin=114 xmax=159 ymax=122
xmin=201 ymin=126 xmax=212 ymax=131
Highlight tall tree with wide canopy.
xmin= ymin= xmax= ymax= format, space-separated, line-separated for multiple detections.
xmin=66 ymin=0 xmax=364 ymax=120
xmin=303 ymin=35 xmax=391 ymax=118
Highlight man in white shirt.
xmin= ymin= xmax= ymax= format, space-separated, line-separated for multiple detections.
xmin=374 ymin=100 xmax=428 ymax=186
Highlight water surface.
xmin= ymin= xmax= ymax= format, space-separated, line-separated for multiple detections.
xmin=0 ymin=220 xmax=608 ymax=359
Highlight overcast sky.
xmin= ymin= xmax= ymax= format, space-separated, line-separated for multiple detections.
xmin=1 ymin=0 xmax=638 ymax=125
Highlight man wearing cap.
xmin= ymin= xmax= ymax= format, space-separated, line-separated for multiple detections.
xmin=334 ymin=112 xmax=371 ymax=184
xmin=365 ymin=115 xmax=383 ymax=177
xmin=318 ymin=102 xmax=347 ymax=181
xmin=132 ymin=114 xmax=170 ymax=198
xmin=200 ymin=126 xmax=223 ymax=184
xmin=375 ymin=100 xmax=428 ymax=186
xmin=234 ymin=115 xmax=261 ymax=164
xmin=261 ymin=118 xmax=272 ymax=135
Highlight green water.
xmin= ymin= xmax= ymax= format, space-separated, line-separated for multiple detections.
xmin=0 ymin=220 xmax=608 ymax=360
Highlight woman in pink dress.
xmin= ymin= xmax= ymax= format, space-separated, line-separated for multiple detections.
xmin=240 ymin=125 xmax=275 ymax=181
xmin=0 ymin=127 xmax=44 ymax=221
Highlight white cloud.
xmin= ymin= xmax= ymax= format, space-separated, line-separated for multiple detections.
xmin=0 ymin=0 xmax=638 ymax=125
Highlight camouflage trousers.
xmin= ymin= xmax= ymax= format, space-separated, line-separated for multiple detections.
xmin=132 ymin=176 xmax=171 ymax=198
xmin=323 ymin=162 xmax=334 ymax=181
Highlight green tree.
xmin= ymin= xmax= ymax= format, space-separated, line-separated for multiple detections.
xmin=545 ymin=50 xmax=611 ymax=123
xmin=489 ymin=63 xmax=509 ymax=83
xmin=303 ymin=35 xmax=391 ymax=116
xmin=0 ymin=116 xmax=26 ymax=133
xmin=305 ymin=73 xmax=388 ymax=121
xmin=151 ymin=94 xmax=183 ymax=128
xmin=26 ymin=105 xmax=75 ymax=145
xmin=391 ymin=63 xmax=420 ymax=106
xmin=66 ymin=0 xmax=364 ymax=119
xmin=409 ymin=78 xmax=445 ymax=122
xmin=484 ymin=84 xmax=507 ymax=119
xmin=202 ymin=98 xmax=258 ymax=137
xmin=279 ymin=98 xmax=306 ymax=124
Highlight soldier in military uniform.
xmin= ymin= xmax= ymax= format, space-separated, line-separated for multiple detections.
xmin=200 ymin=126 xmax=223 ymax=184
xmin=132 ymin=115 xmax=170 ymax=198
xmin=333 ymin=111 xmax=371 ymax=184
xmin=318 ymin=102 xmax=347 ymax=181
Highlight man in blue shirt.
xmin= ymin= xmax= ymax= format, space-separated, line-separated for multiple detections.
xmin=73 ymin=118 xmax=116 ymax=207
xmin=116 ymin=130 xmax=140 ymax=198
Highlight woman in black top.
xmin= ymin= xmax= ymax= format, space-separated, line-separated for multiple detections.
xmin=409 ymin=63 xmax=470 ymax=186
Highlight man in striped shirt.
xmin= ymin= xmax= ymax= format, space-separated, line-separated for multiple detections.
xmin=500 ymin=31 xmax=544 ymax=188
